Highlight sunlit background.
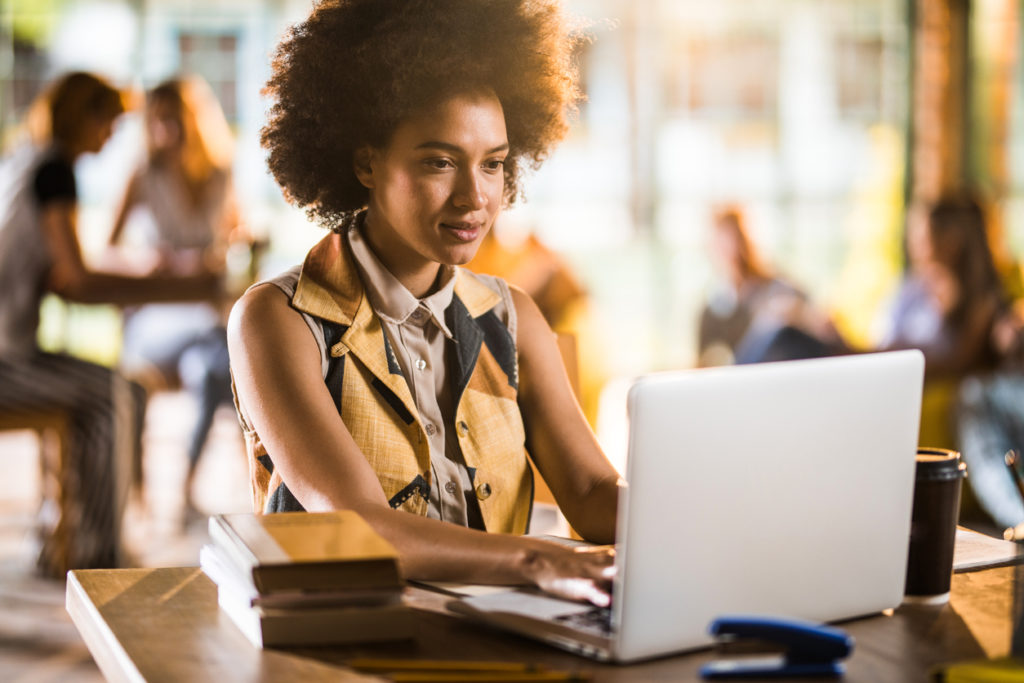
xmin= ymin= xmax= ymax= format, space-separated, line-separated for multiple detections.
xmin=1 ymin=4 xmax=1024 ymax=676
xmin=2 ymin=0 xmax=1023 ymax=432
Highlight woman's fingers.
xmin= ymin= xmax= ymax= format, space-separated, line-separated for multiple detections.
xmin=535 ymin=545 xmax=617 ymax=606
xmin=544 ymin=576 xmax=611 ymax=607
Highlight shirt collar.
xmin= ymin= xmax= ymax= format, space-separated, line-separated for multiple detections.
xmin=346 ymin=219 xmax=456 ymax=339
xmin=291 ymin=211 xmax=503 ymax=329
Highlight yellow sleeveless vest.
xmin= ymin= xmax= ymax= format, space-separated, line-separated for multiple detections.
xmin=236 ymin=227 xmax=533 ymax=535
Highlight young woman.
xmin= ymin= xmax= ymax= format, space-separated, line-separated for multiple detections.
xmin=881 ymin=196 xmax=1024 ymax=532
xmin=0 ymin=72 xmax=220 ymax=573
xmin=698 ymin=207 xmax=842 ymax=366
xmin=229 ymin=0 xmax=621 ymax=605
xmin=881 ymin=198 xmax=1006 ymax=378
xmin=108 ymin=76 xmax=241 ymax=513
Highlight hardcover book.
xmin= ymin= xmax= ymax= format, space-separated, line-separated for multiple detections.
xmin=207 ymin=510 xmax=403 ymax=594
xmin=200 ymin=544 xmax=402 ymax=609
xmin=213 ymin=567 xmax=415 ymax=648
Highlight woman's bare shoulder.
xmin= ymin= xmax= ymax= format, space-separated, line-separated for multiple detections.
xmin=507 ymin=283 xmax=548 ymax=340
xmin=229 ymin=281 xmax=303 ymax=341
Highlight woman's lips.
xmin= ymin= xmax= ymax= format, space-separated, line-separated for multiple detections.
xmin=441 ymin=222 xmax=481 ymax=242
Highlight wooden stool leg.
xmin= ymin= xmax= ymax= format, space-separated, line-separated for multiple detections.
xmin=35 ymin=416 xmax=72 ymax=578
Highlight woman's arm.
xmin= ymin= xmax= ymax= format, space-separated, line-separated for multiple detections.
xmin=881 ymin=272 xmax=1000 ymax=378
xmin=107 ymin=172 xmax=142 ymax=246
xmin=220 ymin=176 xmax=244 ymax=243
xmin=227 ymin=283 xmax=615 ymax=604
xmin=929 ymin=295 xmax=1001 ymax=378
xmin=41 ymin=201 xmax=221 ymax=305
xmin=511 ymin=286 xmax=621 ymax=544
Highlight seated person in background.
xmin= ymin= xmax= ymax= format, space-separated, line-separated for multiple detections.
xmin=698 ymin=206 xmax=843 ymax=367
xmin=467 ymin=216 xmax=606 ymax=426
xmin=229 ymin=0 xmax=620 ymax=605
xmin=878 ymin=195 xmax=1024 ymax=532
xmin=0 ymin=72 xmax=220 ymax=573
xmin=468 ymin=216 xmax=586 ymax=332
xmin=878 ymin=197 xmax=1005 ymax=379
xmin=108 ymin=76 xmax=241 ymax=516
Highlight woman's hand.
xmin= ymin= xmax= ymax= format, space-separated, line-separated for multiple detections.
xmin=521 ymin=543 xmax=616 ymax=607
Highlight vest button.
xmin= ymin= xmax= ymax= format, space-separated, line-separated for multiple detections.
xmin=457 ymin=421 xmax=469 ymax=436
xmin=475 ymin=482 xmax=492 ymax=500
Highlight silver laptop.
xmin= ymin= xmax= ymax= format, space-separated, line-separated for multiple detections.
xmin=449 ymin=350 xmax=925 ymax=662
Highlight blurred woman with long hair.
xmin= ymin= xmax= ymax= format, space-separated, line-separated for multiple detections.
xmin=881 ymin=197 xmax=1006 ymax=376
xmin=108 ymin=76 xmax=241 ymax=517
xmin=109 ymin=75 xmax=238 ymax=263
xmin=0 ymin=72 xmax=219 ymax=574
xmin=698 ymin=206 xmax=842 ymax=366
xmin=881 ymin=195 xmax=1024 ymax=533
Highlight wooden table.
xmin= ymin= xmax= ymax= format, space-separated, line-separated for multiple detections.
xmin=66 ymin=563 xmax=1020 ymax=683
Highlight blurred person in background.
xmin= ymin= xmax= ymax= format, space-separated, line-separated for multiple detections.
xmin=878 ymin=195 xmax=1024 ymax=533
xmin=107 ymin=76 xmax=243 ymax=520
xmin=883 ymin=195 xmax=1024 ymax=535
xmin=0 ymin=71 xmax=220 ymax=574
xmin=697 ymin=206 xmax=844 ymax=367
xmin=879 ymin=197 xmax=1005 ymax=378
xmin=467 ymin=216 xmax=607 ymax=425
xmin=469 ymin=217 xmax=586 ymax=331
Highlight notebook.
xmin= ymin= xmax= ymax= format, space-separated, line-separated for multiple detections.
xmin=449 ymin=350 xmax=925 ymax=662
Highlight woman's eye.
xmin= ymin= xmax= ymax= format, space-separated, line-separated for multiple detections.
xmin=483 ymin=159 xmax=505 ymax=172
xmin=425 ymin=158 xmax=455 ymax=170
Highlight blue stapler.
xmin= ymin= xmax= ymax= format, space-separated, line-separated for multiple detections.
xmin=700 ymin=616 xmax=854 ymax=679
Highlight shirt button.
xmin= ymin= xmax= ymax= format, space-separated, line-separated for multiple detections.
xmin=444 ymin=481 xmax=458 ymax=495
xmin=457 ymin=421 xmax=469 ymax=436
xmin=411 ymin=308 xmax=427 ymax=322
xmin=415 ymin=358 xmax=427 ymax=371
xmin=475 ymin=482 xmax=492 ymax=500
xmin=424 ymin=423 xmax=436 ymax=436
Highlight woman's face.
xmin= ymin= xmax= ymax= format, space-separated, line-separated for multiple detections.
xmin=710 ymin=218 xmax=745 ymax=281
xmin=146 ymin=98 xmax=184 ymax=153
xmin=357 ymin=89 xmax=508 ymax=286
xmin=908 ymin=207 xmax=962 ymax=274
xmin=906 ymin=206 xmax=934 ymax=270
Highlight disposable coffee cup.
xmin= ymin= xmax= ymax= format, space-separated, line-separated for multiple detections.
xmin=904 ymin=447 xmax=966 ymax=605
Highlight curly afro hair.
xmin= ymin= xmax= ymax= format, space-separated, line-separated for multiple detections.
xmin=261 ymin=0 xmax=583 ymax=228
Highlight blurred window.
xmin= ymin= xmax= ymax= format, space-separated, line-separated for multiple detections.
xmin=178 ymin=32 xmax=238 ymax=122
xmin=969 ymin=0 xmax=1023 ymax=280
xmin=835 ymin=35 xmax=884 ymax=120
xmin=671 ymin=35 xmax=780 ymax=119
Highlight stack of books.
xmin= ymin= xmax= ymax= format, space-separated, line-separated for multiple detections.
xmin=200 ymin=510 xmax=415 ymax=648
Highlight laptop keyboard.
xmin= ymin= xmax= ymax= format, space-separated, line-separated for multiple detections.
xmin=555 ymin=606 xmax=614 ymax=636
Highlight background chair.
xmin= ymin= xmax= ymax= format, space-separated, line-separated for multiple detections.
xmin=0 ymin=408 xmax=72 ymax=575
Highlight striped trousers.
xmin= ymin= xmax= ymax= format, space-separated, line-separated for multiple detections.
xmin=0 ymin=351 xmax=146 ymax=573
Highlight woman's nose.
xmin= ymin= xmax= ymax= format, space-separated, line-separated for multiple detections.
xmin=453 ymin=170 xmax=487 ymax=210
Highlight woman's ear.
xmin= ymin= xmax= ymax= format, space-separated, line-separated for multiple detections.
xmin=353 ymin=146 xmax=375 ymax=190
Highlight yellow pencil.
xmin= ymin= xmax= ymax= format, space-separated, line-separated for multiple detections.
xmin=345 ymin=659 xmax=590 ymax=682
xmin=387 ymin=673 xmax=588 ymax=682
xmin=348 ymin=658 xmax=536 ymax=672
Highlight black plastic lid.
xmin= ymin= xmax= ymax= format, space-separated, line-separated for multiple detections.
xmin=916 ymin=447 xmax=967 ymax=481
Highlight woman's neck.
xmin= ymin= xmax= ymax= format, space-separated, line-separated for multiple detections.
xmin=361 ymin=212 xmax=443 ymax=299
